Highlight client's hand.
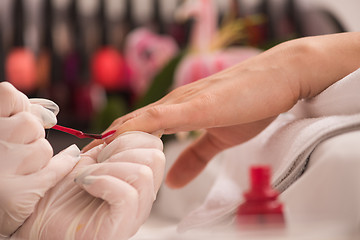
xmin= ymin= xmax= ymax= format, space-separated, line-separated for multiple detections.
xmin=84 ymin=32 xmax=360 ymax=189
xmin=12 ymin=131 xmax=165 ymax=240
xmin=0 ymin=82 xmax=80 ymax=238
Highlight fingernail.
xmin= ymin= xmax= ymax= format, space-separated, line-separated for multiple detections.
xmin=74 ymin=165 xmax=97 ymax=184
xmin=79 ymin=175 xmax=97 ymax=185
xmin=29 ymin=98 xmax=60 ymax=115
xmin=30 ymin=104 xmax=57 ymax=129
xmin=42 ymin=110 xmax=57 ymax=128
xmin=62 ymin=144 xmax=81 ymax=159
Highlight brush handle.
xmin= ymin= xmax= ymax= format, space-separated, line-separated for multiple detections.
xmin=51 ymin=124 xmax=115 ymax=139
xmin=52 ymin=124 xmax=86 ymax=138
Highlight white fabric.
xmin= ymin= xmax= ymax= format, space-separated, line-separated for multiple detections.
xmin=133 ymin=131 xmax=360 ymax=239
xmin=176 ymin=67 xmax=360 ymax=232
xmin=152 ymin=139 xmax=221 ymax=221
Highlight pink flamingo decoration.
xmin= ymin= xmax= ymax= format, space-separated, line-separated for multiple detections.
xmin=173 ymin=0 xmax=262 ymax=88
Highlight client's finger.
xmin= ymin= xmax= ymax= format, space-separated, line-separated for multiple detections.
xmin=165 ymin=132 xmax=224 ymax=188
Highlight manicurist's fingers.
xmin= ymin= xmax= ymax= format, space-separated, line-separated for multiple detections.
xmin=101 ymin=148 xmax=166 ymax=193
xmin=0 ymin=138 xmax=53 ymax=175
xmin=97 ymin=131 xmax=163 ymax=162
xmin=28 ymin=144 xmax=80 ymax=193
xmin=76 ymin=162 xmax=155 ymax=220
xmin=29 ymin=104 xmax=57 ymax=129
xmin=75 ymin=174 xmax=140 ymax=239
xmin=29 ymin=98 xmax=59 ymax=116
xmin=0 ymin=111 xmax=45 ymax=144
xmin=0 ymin=82 xmax=30 ymax=117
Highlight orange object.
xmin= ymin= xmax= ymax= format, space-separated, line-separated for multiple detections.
xmin=6 ymin=48 xmax=37 ymax=93
xmin=91 ymin=47 xmax=127 ymax=91
xmin=6 ymin=0 xmax=37 ymax=93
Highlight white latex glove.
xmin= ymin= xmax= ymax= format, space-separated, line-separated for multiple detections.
xmin=12 ymin=131 xmax=166 ymax=240
xmin=0 ymin=82 xmax=80 ymax=238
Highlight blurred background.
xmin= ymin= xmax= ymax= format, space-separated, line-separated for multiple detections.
xmin=0 ymin=0 xmax=359 ymax=152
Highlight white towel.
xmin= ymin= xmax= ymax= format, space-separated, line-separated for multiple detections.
xmin=177 ymin=67 xmax=360 ymax=232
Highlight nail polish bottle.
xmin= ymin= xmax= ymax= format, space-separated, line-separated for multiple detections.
xmin=236 ymin=165 xmax=285 ymax=230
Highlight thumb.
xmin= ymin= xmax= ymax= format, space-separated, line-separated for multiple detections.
xmin=29 ymin=104 xmax=57 ymax=129
xmin=33 ymin=144 xmax=80 ymax=192
xmin=165 ymin=132 xmax=225 ymax=189
xmin=75 ymin=174 xmax=140 ymax=239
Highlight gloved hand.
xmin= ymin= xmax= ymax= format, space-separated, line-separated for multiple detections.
xmin=12 ymin=131 xmax=165 ymax=240
xmin=0 ymin=82 xmax=80 ymax=238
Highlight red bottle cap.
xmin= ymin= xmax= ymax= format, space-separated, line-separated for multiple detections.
xmin=236 ymin=165 xmax=285 ymax=227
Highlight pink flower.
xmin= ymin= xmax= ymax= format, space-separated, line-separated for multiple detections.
xmin=125 ymin=28 xmax=179 ymax=97
xmin=173 ymin=0 xmax=262 ymax=88
xmin=174 ymin=47 xmax=261 ymax=87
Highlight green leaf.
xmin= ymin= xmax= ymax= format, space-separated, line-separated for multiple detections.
xmin=91 ymin=95 xmax=128 ymax=132
xmin=134 ymin=52 xmax=184 ymax=110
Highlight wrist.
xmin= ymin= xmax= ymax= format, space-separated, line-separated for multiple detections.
xmin=280 ymin=32 xmax=360 ymax=100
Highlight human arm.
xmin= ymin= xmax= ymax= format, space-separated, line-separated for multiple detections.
xmin=0 ymin=82 xmax=80 ymax=237
xmin=84 ymin=32 xmax=360 ymax=188
xmin=12 ymin=131 xmax=165 ymax=240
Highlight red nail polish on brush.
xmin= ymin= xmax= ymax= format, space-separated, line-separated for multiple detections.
xmin=236 ymin=165 xmax=285 ymax=229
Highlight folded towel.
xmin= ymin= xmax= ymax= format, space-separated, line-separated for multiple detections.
xmin=177 ymin=67 xmax=360 ymax=232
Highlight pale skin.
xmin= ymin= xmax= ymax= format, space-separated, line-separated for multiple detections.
xmin=84 ymin=32 xmax=360 ymax=189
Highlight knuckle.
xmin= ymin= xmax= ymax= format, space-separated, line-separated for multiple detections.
xmin=145 ymin=106 xmax=166 ymax=129
xmin=138 ymin=165 xmax=153 ymax=179
xmin=150 ymin=150 xmax=166 ymax=165
xmin=146 ymin=106 xmax=163 ymax=119
xmin=112 ymin=117 xmax=123 ymax=126
xmin=17 ymin=112 xmax=44 ymax=136
xmin=125 ymin=185 xmax=139 ymax=201
xmin=0 ymin=81 xmax=16 ymax=96
xmin=0 ymin=82 xmax=28 ymax=114
xmin=36 ymin=138 xmax=53 ymax=158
